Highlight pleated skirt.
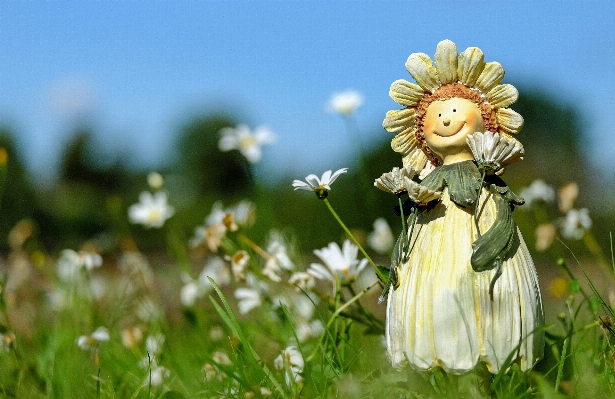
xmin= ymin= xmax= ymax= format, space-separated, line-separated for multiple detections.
xmin=386 ymin=188 xmax=544 ymax=374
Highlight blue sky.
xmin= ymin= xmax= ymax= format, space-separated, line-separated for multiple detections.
xmin=1 ymin=2 xmax=614 ymax=182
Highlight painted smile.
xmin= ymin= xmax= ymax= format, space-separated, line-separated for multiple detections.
xmin=434 ymin=122 xmax=466 ymax=138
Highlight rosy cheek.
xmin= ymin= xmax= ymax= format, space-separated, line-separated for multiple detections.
xmin=423 ymin=120 xmax=432 ymax=134
xmin=465 ymin=113 xmax=475 ymax=126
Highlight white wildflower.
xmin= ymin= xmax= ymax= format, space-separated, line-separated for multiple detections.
xmin=190 ymin=201 xmax=256 ymax=250
xmin=558 ymin=208 xmax=592 ymax=240
xmin=519 ymin=180 xmax=555 ymax=208
xmin=234 ymin=287 xmax=262 ymax=314
xmin=136 ymin=298 xmax=163 ymax=322
xmin=182 ymin=257 xmax=232 ymax=307
xmin=128 ymin=191 xmax=174 ymax=228
xmin=228 ymin=250 xmax=250 ymax=281
xmin=198 ymin=256 xmax=231 ymax=289
xmin=263 ymin=232 xmax=294 ymax=282
xmin=57 ymin=249 xmax=102 ymax=281
xmin=274 ymin=345 xmax=304 ymax=384
xmin=292 ymin=168 xmax=348 ymax=199
xmin=266 ymin=231 xmax=294 ymax=270
xmin=218 ymin=124 xmax=275 ymax=163
xmin=296 ymin=319 xmax=325 ymax=342
xmin=367 ymin=218 xmax=394 ymax=254
xmin=204 ymin=350 xmax=233 ymax=381
xmin=327 ymin=90 xmax=364 ymax=116
xmin=180 ymin=279 xmax=201 ymax=307
xmin=307 ymin=240 xmax=368 ymax=285
xmin=77 ymin=326 xmax=109 ymax=351
xmin=288 ymin=272 xmax=315 ymax=292
xmin=146 ymin=366 xmax=170 ymax=387
xmin=146 ymin=333 xmax=165 ymax=357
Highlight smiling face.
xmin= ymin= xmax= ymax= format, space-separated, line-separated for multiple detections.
xmin=423 ymin=98 xmax=485 ymax=165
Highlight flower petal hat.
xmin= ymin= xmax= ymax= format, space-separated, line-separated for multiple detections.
xmin=383 ymin=39 xmax=524 ymax=170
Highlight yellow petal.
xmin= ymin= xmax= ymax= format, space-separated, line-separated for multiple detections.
xmin=496 ymin=108 xmax=524 ymax=134
xmin=402 ymin=147 xmax=428 ymax=171
xmin=382 ymin=108 xmax=416 ymax=133
xmin=389 ymin=79 xmax=425 ymax=107
xmin=476 ymin=62 xmax=504 ymax=93
xmin=457 ymin=47 xmax=485 ymax=87
xmin=434 ymin=39 xmax=458 ymax=85
xmin=405 ymin=53 xmax=441 ymax=93
xmin=487 ymin=84 xmax=519 ymax=108
xmin=391 ymin=128 xmax=418 ymax=154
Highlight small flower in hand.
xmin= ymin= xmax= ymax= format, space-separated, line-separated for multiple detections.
xmin=466 ymin=131 xmax=524 ymax=174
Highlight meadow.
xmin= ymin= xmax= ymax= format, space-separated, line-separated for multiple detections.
xmin=0 ymin=91 xmax=614 ymax=399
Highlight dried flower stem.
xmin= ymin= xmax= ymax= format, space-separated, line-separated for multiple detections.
xmin=238 ymin=234 xmax=271 ymax=260
xmin=403 ymin=207 xmax=419 ymax=262
xmin=474 ymin=170 xmax=486 ymax=238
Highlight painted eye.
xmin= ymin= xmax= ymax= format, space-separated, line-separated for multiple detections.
xmin=438 ymin=114 xmax=441 ymax=117
xmin=453 ymin=109 xmax=456 ymax=112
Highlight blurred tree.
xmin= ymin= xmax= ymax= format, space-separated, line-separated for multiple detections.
xmin=173 ymin=114 xmax=254 ymax=198
xmin=35 ymin=127 xmax=134 ymax=250
xmin=59 ymin=127 xmax=130 ymax=193
xmin=505 ymin=87 xmax=588 ymax=190
xmin=0 ymin=127 xmax=37 ymax=247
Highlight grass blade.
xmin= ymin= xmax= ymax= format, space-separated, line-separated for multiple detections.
xmin=554 ymin=337 xmax=568 ymax=392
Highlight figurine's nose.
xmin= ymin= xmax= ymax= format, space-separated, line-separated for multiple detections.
xmin=443 ymin=118 xmax=451 ymax=127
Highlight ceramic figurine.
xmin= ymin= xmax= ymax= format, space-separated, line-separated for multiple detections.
xmin=380 ymin=39 xmax=544 ymax=374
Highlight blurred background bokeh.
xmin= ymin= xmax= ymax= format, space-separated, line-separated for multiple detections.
xmin=0 ymin=2 xmax=614 ymax=256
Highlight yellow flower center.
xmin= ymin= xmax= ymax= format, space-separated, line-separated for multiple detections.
xmin=147 ymin=209 xmax=161 ymax=222
xmin=240 ymin=136 xmax=256 ymax=149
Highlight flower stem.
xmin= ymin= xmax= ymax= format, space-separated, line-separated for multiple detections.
xmin=398 ymin=195 xmax=407 ymax=242
xmin=402 ymin=207 xmax=418 ymax=263
xmin=307 ymin=280 xmax=379 ymax=362
xmin=474 ymin=170 xmax=486 ymax=238
xmin=238 ymin=233 xmax=271 ymax=260
xmin=323 ymin=198 xmax=384 ymax=282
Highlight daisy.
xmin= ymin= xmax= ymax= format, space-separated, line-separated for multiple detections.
xmin=218 ymin=124 xmax=275 ymax=163
xmin=288 ymin=272 xmax=315 ymax=292
xmin=327 ymin=90 xmax=364 ymax=116
xmin=57 ymin=249 xmax=103 ymax=281
xmin=307 ymin=240 xmax=368 ymax=285
xmin=77 ymin=326 xmax=110 ymax=352
xmin=292 ymin=168 xmax=348 ymax=199
xmin=234 ymin=287 xmax=262 ymax=314
xmin=262 ymin=232 xmax=295 ymax=282
xmin=128 ymin=191 xmax=174 ymax=228
xmin=367 ymin=218 xmax=394 ymax=254
xmin=146 ymin=366 xmax=170 ymax=387
xmin=274 ymin=345 xmax=304 ymax=384
xmin=558 ymin=208 xmax=592 ymax=240
xmin=519 ymin=180 xmax=556 ymax=208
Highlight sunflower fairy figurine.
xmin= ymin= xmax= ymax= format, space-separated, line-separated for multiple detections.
xmin=379 ymin=40 xmax=544 ymax=374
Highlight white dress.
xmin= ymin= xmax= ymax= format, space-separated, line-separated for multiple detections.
xmin=386 ymin=188 xmax=544 ymax=374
